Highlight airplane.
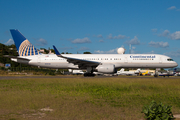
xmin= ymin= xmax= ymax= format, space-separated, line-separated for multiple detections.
xmin=175 ymin=73 xmax=180 ymax=76
xmin=158 ymin=68 xmax=177 ymax=77
xmin=4 ymin=29 xmax=178 ymax=77
xmin=141 ymin=71 xmax=149 ymax=76
xmin=68 ymin=69 xmax=84 ymax=75
xmin=117 ymin=68 xmax=140 ymax=76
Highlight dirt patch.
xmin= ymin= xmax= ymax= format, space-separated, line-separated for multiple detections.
xmin=174 ymin=114 xmax=180 ymax=118
xmin=22 ymin=108 xmax=53 ymax=119
xmin=40 ymin=107 xmax=53 ymax=112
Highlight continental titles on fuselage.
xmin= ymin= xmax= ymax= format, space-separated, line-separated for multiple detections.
xmin=130 ymin=55 xmax=156 ymax=59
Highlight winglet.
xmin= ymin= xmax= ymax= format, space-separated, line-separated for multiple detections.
xmin=53 ymin=45 xmax=62 ymax=57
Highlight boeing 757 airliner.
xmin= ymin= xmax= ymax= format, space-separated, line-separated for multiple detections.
xmin=4 ymin=29 xmax=178 ymax=77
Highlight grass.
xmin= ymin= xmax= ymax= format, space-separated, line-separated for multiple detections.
xmin=0 ymin=76 xmax=180 ymax=120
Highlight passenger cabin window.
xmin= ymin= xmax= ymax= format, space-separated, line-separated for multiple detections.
xmin=167 ymin=59 xmax=174 ymax=61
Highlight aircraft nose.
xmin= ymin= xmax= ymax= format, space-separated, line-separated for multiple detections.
xmin=174 ymin=62 xmax=178 ymax=67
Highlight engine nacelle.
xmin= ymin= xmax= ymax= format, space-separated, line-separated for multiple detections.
xmin=96 ymin=64 xmax=115 ymax=73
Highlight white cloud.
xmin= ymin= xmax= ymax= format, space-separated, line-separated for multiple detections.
xmin=155 ymin=29 xmax=170 ymax=37
xmin=132 ymin=46 xmax=136 ymax=49
xmin=130 ymin=46 xmax=136 ymax=54
xmin=97 ymin=34 xmax=103 ymax=38
xmin=167 ymin=6 xmax=180 ymax=11
xmin=159 ymin=30 xmax=170 ymax=37
xmin=99 ymin=39 xmax=104 ymax=43
xmin=57 ymin=47 xmax=74 ymax=53
xmin=94 ymin=50 xmax=104 ymax=54
xmin=149 ymin=41 xmax=169 ymax=48
xmin=167 ymin=6 xmax=176 ymax=10
xmin=147 ymin=51 xmax=155 ymax=54
xmin=35 ymin=38 xmax=48 ymax=46
xmin=4 ymin=39 xmax=14 ymax=45
xmin=78 ymin=47 xmax=89 ymax=51
xmin=94 ymin=48 xmax=118 ymax=54
xmin=72 ymin=37 xmax=91 ymax=44
xmin=125 ymin=36 xmax=140 ymax=45
xmin=153 ymin=29 xmax=180 ymax=40
xmin=107 ymin=34 xmax=126 ymax=39
xmin=58 ymin=47 xmax=74 ymax=50
xmin=165 ymin=49 xmax=180 ymax=57
xmin=170 ymin=31 xmax=180 ymax=40
xmin=151 ymin=28 xmax=158 ymax=32
xmin=93 ymin=34 xmax=103 ymax=38
xmin=108 ymin=34 xmax=113 ymax=39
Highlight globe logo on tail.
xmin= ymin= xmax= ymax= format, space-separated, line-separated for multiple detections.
xmin=19 ymin=39 xmax=41 ymax=56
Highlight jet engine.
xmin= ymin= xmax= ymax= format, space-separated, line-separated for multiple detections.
xmin=96 ymin=64 xmax=115 ymax=73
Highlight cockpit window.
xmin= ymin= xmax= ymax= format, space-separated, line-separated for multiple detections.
xmin=167 ymin=58 xmax=174 ymax=61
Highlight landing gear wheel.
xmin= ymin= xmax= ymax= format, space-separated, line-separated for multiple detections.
xmin=84 ymin=73 xmax=95 ymax=77
xmin=154 ymin=74 xmax=158 ymax=77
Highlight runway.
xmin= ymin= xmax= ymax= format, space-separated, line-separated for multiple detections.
xmin=0 ymin=75 xmax=76 ymax=80
xmin=0 ymin=75 xmax=179 ymax=80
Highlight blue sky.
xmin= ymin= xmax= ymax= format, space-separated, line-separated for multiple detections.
xmin=0 ymin=0 xmax=180 ymax=67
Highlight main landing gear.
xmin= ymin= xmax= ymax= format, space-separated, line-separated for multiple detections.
xmin=154 ymin=74 xmax=158 ymax=77
xmin=84 ymin=73 xmax=95 ymax=77
xmin=84 ymin=67 xmax=95 ymax=77
xmin=154 ymin=68 xmax=159 ymax=77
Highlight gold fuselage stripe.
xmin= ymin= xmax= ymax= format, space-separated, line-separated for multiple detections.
xmin=20 ymin=40 xmax=28 ymax=56
xmin=26 ymin=46 xmax=29 ymax=56
xmin=23 ymin=43 xmax=29 ymax=56
xmin=33 ymin=46 xmax=35 ymax=55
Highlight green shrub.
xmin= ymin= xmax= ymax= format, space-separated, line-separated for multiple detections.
xmin=142 ymin=100 xmax=175 ymax=120
xmin=49 ymin=71 xmax=55 ymax=75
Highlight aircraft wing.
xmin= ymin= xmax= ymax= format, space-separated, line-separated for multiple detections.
xmin=53 ymin=45 xmax=100 ymax=68
xmin=3 ymin=55 xmax=31 ymax=61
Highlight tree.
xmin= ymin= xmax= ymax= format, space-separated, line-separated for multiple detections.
xmin=83 ymin=52 xmax=91 ymax=54
xmin=50 ymin=49 xmax=55 ymax=53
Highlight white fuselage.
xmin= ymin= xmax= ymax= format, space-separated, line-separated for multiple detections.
xmin=11 ymin=54 xmax=178 ymax=70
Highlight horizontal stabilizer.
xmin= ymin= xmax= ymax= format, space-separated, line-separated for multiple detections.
xmin=3 ymin=55 xmax=31 ymax=61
